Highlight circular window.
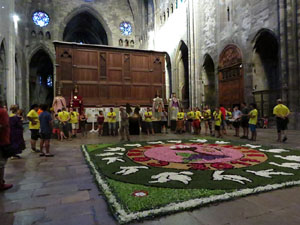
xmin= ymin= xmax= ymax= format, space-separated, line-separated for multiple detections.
xmin=119 ymin=21 xmax=132 ymax=36
xmin=32 ymin=11 xmax=50 ymax=27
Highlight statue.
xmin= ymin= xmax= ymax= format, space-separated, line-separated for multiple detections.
xmin=168 ymin=93 xmax=180 ymax=121
xmin=70 ymin=85 xmax=83 ymax=114
xmin=52 ymin=85 xmax=66 ymax=114
xmin=152 ymin=93 xmax=164 ymax=120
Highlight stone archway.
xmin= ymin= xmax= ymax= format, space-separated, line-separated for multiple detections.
xmin=29 ymin=49 xmax=54 ymax=106
xmin=252 ymin=29 xmax=280 ymax=117
xmin=202 ymin=54 xmax=216 ymax=107
xmin=175 ymin=41 xmax=189 ymax=108
xmin=165 ymin=53 xmax=172 ymax=99
xmin=0 ymin=41 xmax=6 ymax=103
xmin=218 ymin=45 xmax=244 ymax=108
xmin=63 ymin=11 xmax=108 ymax=45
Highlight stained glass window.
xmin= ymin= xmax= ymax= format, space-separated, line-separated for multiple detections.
xmin=32 ymin=11 xmax=50 ymax=27
xmin=47 ymin=75 xmax=53 ymax=87
xmin=119 ymin=21 xmax=132 ymax=36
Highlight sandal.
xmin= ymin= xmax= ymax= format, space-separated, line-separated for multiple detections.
xmin=39 ymin=153 xmax=46 ymax=157
xmin=45 ymin=154 xmax=54 ymax=157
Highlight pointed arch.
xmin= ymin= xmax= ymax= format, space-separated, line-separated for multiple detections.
xmin=59 ymin=5 xmax=112 ymax=45
xmin=202 ymin=54 xmax=216 ymax=107
xmin=175 ymin=40 xmax=189 ymax=107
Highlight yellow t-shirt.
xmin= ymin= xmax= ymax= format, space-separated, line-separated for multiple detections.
xmin=187 ymin=111 xmax=195 ymax=120
xmin=194 ymin=111 xmax=202 ymax=120
xmin=58 ymin=111 xmax=70 ymax=122
xmin=249 ymin=109 xmax=258 ymax=125
xmin=273 ymin=104 xmax=290 ymax=118
xmin=203 ymin=109 xmax=211 ymax=120
xmin=177 ymin=112 xmax=185 ymax=120
xmin=27 ymin=109 xmax=40 ymax=129
xmin=213 ymin=111 xmax=222 ymax=126
xmin=70 ymin=112 xmax=79 ymax=124
xmin=227 ymin=111 xmax=232 ymax=119
xmin=144 ymin=112 xmax=152 ymax=122
xmin=107 ymin=112 xmax=116 ymax=123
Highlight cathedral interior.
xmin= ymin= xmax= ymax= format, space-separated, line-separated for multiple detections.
xmin=1 ymin=1 xmax=300 ymax=225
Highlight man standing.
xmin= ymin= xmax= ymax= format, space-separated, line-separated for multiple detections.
xmin=107 ymin=107 xmax=117 ymax=136
xmin=0 ymin=98 xmax=13 ymax=191
xmin=273 ymin=99 xmax=290 ymax=142
xmin=39 ymin=105 xmax=54 ymax=157
xmin=240 ymin=102 xmax=249 ymax=139
xmin=120 ymin=106 xmax=130 ymax=141
xmin=248 ymin=103 xmax=258 ymax=141
xmin=27 ymin=104 xmax=40 ymax=152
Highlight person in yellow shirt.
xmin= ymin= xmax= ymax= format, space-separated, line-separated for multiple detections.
xmin=193 ymin=107 xmax=202 ymax=135
xmin=248 ymin=103 xmax=258 ymax=141
xmin=203 ymin=105 xmax=212 ymax=136
xmin=273 ymin=99 xmax=290 ymax=142
xmin=58 ymin=107 xmax=70 ymax=140
xmin=213 ymin=107 xmax=223 ymax=138
xmin=69 ymin=108 xmax=79 ymax=137
xmin=27 ymin=104 xmax=40 ymax=153
xmin=176 ymin=108 xmax=185 ymax=134
xmin=186 ymin=108 xmax=194 ymax=133
xmin=107 ymin=107 xmax=117 ymax=136
xmin=144 ymin=107 xmax=154 ymax=135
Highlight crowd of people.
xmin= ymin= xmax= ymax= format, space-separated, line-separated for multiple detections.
xmin=0 ymin=97 xmax=291 ymax=191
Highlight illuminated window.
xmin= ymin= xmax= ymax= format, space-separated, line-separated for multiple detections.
xmin=32 ymin=11 xmax=50 ymax=27
xmin=47 ymin=75 xmax=53 ymax=87
xmin=120 ymin=21 xmax=132 ymax=36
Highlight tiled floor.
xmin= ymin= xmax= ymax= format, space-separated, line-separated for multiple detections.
xmin=1 ymin=128 xmax=300 ymax=225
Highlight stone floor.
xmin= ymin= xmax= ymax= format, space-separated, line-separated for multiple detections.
xmin=1 ymin=128 xmax=300 ymax=225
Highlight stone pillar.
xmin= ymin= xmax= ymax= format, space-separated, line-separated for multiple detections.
xmin=6 ymin=0 xmax=16 ymax=107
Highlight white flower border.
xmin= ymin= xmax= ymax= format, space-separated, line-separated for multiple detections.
xmin=82 ymin=145 xmax=300 ymax=224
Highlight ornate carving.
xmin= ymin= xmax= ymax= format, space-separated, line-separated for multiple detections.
xmin=60 ymin=50 xmax=72 ymax=58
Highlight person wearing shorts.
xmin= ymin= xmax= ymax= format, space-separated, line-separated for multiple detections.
xmin=187 ymin=108 xmax=194 ymax=133
xmin=160 ymin=108 xmax=168 ymax=134
xmin=248 ymin=103 xmax=258 ymax=141
xmin=58 ymin=108 xmax=70 ymax=140
xmin=213 ymin=107 xmax=222 ymax=138
xmin=70 ymin=108 xmax=79 ymax=138
xmin=27 ymin=104 xmax=40 ymax=153
xmin=273 ymin=99 xmax=290 ymax=142
xmin=107 ymin=108 xmax=117 ymax=136
xmin=232 ymin=106 xmax=242 ymax=137
xmin=176 ymin=108 xmax=185 ymax=134
xmin=39 ymin=104 xmax=54 ymax=157
xmin=144 ymin=107 xmax=154 ymax=135
xmin=203 ymin=105 xmax=212 ymax=136
xmin=240 ymin=102 xmax=249 ymax=139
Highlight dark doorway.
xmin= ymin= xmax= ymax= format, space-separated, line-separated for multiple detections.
xmin=29 ymin=50 xmax=54 ymax=107
xmin=253 ymin=30 xmax=280 ymax=117
xmin=203 ymin=54 xmax=216 ymax=107
xmin=165 ymin=53 xmax=172 ymax=98
xmin=63 ymin=12 xmax=108 ymax=45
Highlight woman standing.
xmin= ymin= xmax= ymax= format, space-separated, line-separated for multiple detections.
xmin=97 ymin=111 xmax=105 ymax=136
xmin=9 ymin=105 xmax=25 ymax=159
xmin=79 ymin=111 xmax=88 ymax=137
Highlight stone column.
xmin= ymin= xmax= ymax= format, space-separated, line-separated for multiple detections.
xmin=6 ymin=0 xmax=16 ymax=107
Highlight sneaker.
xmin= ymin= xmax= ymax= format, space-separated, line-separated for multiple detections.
xmin=0 ymin=183 xmax=13 ymax=191
xmin=31 ymin=148 xmax=41 ymax=153
xmin=283 ymin=137 xmax=287 ymax=142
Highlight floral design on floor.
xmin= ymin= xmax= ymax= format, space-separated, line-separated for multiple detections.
xmin=82 ymin=139 xmax=300 ymax=224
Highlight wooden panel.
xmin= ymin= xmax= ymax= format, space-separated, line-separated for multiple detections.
xmin=108 ymin=86 xmax=123 ymax=98
xmin=131 ymin=71 xmax=149 ymax=83
xmin=108 ymin=53 xmax=122 ymax=67
xmin=73 ymin=50 xmax=98 ymax=67
xmin=107 ymin=69 xmax=122 ymax=82
xmin=131 ymin=54 xmax=149 ymax=70
xmin=74 ymin=68 xmax=98 ymax=81
xmin=54 ymin=42 xmax=166 ymax=106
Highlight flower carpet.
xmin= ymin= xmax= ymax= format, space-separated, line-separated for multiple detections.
xmin=82 ymin=139 xmax=300 ymax=224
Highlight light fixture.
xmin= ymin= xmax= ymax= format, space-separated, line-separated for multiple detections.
xmin=1 ymin=6 xmax=4 ymax=9
xmin=13 ymin=14 xmax=20 ymax=22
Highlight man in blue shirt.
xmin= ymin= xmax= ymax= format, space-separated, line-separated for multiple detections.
xmin=39 ymin=104 xmax=54 ymax=157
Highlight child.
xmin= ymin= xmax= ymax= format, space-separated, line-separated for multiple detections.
xmin=248 ymin=103 xmax=258 ymax=141
xmin=70 ymin=108 xmax=79 ymax=138
xmin=144 ymin=107 xmax=154 ymax=135
xmin=79 ymin=111 xmax=88 ymax=137
xmin=187 ymin=107 xmax=194 ymax=134
xmin=193 ymin=107 xmax=202 ymax=135
xmin=52 ymin=114 xmax=60 ymax=140
xmin=213 ymin=107 xmax=223 ymax=138
xmin=263 ymin=117 xmax=268 ymax=129
xmin=176 ymin=108 xmax=185 ymax=134
xmin=97 ymin=111 xmax=105 ymax=136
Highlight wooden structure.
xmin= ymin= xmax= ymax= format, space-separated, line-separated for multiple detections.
xmin=54 ymin=41 xmax=166 ymax=106
xmin=218 ymin=45 xmax=244 ymax=107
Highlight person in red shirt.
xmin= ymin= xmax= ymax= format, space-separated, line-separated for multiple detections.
xmin=219 ymin=105 xmax=227 ymax=135
xmin=0 ymin=98 xmax=13 ymax=191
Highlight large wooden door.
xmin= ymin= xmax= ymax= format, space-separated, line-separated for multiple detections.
xmin=218 ymin=45 xmax=244 ymax=108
